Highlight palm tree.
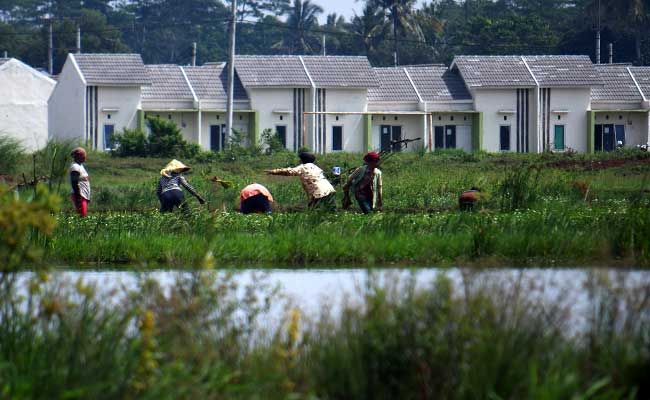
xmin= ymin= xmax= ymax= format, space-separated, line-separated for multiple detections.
xmin=350 ymin=3 xmax=387 ymax=56
xmin=369 ymin=0 xmax=421 ymax=65
xmin=274 ymin=0 xmax=323 ymax=54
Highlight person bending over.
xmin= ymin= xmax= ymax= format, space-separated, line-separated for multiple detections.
xmin=240 ymin=183 xmax=274 ymax=214
xmin=265 ymin=151 xmax=336 ymax=211
xmin=157 ymin=159 xmax=206 ymax=213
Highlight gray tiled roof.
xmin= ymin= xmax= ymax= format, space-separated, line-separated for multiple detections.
xmin=628 ymin=67 xmax=650 ymax=100
xmin=452 ymin=56 xmax=536 ymax=88
xmin=72 ymin=53 xmax=151 ymax=86
xmin=405 ymin=65 xmax=472 ymax=101
xmin=301 ymin=56 xmax=379 ymax=88
xmin=142 ymin=65 xmax=194 ymax=101
xmin=591 ymin=64 xmax=642 ymax=103
xmin=234 ymin=55 xmax=311 ymax=87
xmin=524 ymin=55 xmax=602 ymax=87
xmin=183 ymin=63 xmax=248 ymax=101
xmin=368 ymin=67 xmax=419 ymax=102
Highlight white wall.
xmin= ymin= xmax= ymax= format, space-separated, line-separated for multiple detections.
xmin=0 ymin=60 xmax=55 ymax=152
xmin=97 ymin=86 xmax=141 ymax=151
xmin=548 ymin=88 xmax=591 ymax=152
xmin=594 ymin=111 xmax=649 ymax=147
xmin=472 ymin=89 xmax=518 ymax=152
xmin=371 ymin=114 xmax=425 ymax=152
xmin=248 ymin=88 xmax=298 ymax=150
xmin=324 ymin=89 xmax=367 ymax=152
xmin=430 ymin=113 xmax=473 ymax=152
xmin=48 ymin=57 xmax=86 ymax=145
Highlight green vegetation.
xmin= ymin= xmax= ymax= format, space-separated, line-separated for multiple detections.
xmin=113 ymin=117 xmax=200 ymax=158
xmin=0 ymin=269 xmax=648 ymax=399
xmin=3 ymin=148 xmax=648 ymax=267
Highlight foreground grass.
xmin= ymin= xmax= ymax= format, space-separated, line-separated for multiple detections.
xmin=45 ymin=200 xmax=650 ymax=267
xmin=1 ymin=270 xmax=648 ymax=399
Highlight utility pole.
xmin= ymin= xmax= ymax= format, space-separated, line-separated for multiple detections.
xmin=48 ymin=19 xmax=53 ymax=75
xmin=3 ymin=51 xmax=7 ymax=58
xmin=322 ymin=35 xmax=326 ymax=56
xmin=191 ymin=42 xmax=197 ymax=66
xmin=76 ymin=25 xmax=81 ymax=54
xmin=226 ymin=0 xmax=237 ymax=146
xmin=595 ymin=0 xmax=601 ymax=64
xmin=609 ymin=43 xmax=613 ymax=64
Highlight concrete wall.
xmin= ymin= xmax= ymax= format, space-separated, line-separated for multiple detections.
xmin=594 ymin=111 xmax=649 ymax=147
xmin=472 ymin=89 xmax=518 ymax=152
xmin=323 ymin=89 xmax=367 ymax=152
xmin=48 ymin=57 xmax=86 ymax=145
xmin=548 ymin=88 xmax=591 ymax=152
xmin=430 ymin=113 xmax=474 ymax=152
xmin=370 ymin=114 xmax=424 ymax=152
xmin=97 ymin=86 xmax=141 ymax=151
xmin=0 ymin=60 xmax=55 ymax=152
xmin=248 ymin=88 xmax=298 ymax=150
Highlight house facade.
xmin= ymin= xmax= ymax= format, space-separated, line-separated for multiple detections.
xmin=0 ymin=58 xmax=56 ymax=152
xmin=47 ymin=52 xmax=650 ymax=154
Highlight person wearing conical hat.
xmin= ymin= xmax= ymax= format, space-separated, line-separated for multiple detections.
xmin=342 ymin=151 xmax=383 ymax=214
xmin=156 ymin=159 xmax=206 ymax=213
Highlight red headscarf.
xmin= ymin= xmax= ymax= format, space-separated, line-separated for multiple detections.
xmin=363 ymin=151 xmax=380 ymax=163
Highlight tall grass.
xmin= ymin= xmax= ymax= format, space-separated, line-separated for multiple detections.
xmin=0 ymin=134 xmax=25 ymax=175
xmin=0 ymin=270 xmax=647 ymax=398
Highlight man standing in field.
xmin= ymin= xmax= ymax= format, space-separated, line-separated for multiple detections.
xmin=342 ymin=151 xmax=383 ymax=214
xmin=69 ymin=147 xmax=90 ymax=217
xmin=265 ymin=151 xmax=336 ymax=211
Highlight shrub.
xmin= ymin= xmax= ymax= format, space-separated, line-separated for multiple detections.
xmin=0 ymin=134 xmax=25 ymax=174
xmin=146 ymin=117 xmax=189 ymax=158
xmin=113 ymin=128 xmax=147 ymax=157
xmin=261 ymin=128 xmax=286 ymax=155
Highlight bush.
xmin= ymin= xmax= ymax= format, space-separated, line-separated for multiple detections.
xmin=0 ymin=134 xmax=25 ymax=174
xmin=113 ymin=128 xmax=147 ymax=157
xmin=261 ymin=128 xmax=286 ymax=155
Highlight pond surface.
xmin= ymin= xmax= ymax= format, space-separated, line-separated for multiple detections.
xmin=13 ymin=267 xmax=650 ymax=331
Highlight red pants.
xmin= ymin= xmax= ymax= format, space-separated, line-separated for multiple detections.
xmin=71 ymin=195 xmax=88 ymax=217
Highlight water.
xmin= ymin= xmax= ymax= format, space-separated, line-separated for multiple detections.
xmin=10 ymin=267 xmax=650 ymax=331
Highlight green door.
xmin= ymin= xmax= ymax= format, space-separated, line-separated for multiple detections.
xmin=554 ymin=125 xmax=565 ymax=150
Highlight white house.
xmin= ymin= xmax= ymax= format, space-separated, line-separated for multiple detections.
xmin=590 ymin=64 xmax=650 ymax=151
xmin=451 ymin=55 xmax=603 ymax=153
xmin=48 ymin=53 xmax=151 ymax=151
xmin=0 ymin=58 xmax=56 ymax=152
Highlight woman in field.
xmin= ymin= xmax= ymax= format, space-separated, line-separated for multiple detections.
xmin=239 ymin=183 xmax=274 ymax=214
xmin=265 ymin=151 xmax=336 ymax=211
xmin=342 ymin=151 xmax=383 ymax=214
xmin=69 ymin=147 xmax=91 ymax=217
xmin=157 ymin=159 xmax=206 ymax=213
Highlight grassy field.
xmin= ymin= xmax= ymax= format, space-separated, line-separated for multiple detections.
xmin=3 ymin=147 xmax=650 ymax=267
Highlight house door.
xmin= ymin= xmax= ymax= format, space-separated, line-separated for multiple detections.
xmin=391 ymin=126 xmax=402 ymax=151
xmin=276 ymin=126 xmax=287 ymax=148
xmin=595 ymin=125 xmax=603 ymax=151
xmin=380 ymin=125 xmax=391 ymax=151
xmin=445 ymin=125 xmax=456 ymax=149
xmin=210 ymin=125 xmax=226 ymax=151
xmin=500 ymin=126 xmax=511 ymax=151
xmin=615 ymin=125 xmax=625 ymax=147
xmin=103 ymin=124 xmax=115 ymax=151
xmin=434 ymin=126 xmax=444 ymax=149
xmin=380 ymin=125 xmax=402 ymax=151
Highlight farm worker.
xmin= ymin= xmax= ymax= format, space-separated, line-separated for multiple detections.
xmin=342 ymin=151 xmax=383 ymax=214
xmin=265 ymin=151 xmax=336 ymax=211
xmin=459 ymin=187 xmax=482 ymax=211
xmin=69 ymin=147 xmax=90 ymax=217
xmin=157 ymin=159 xmax=206 ymax=213
xmin=240 ymin=183 xmax=274 ymax=214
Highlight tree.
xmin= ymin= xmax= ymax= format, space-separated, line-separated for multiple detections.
xmin=273 ymin=0 xmax=322 ymax=54
xmin=350 ymin=3 xmax=387 ymax=57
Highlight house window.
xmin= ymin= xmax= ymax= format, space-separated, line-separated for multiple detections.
xmin=275 ymin=125 xmax=287 ymax=148
xmin=103 ymin=124 xmax=115 ymax=150
xmin=434 ymin=125 xmax=456 ymax=149
xmin=210 ymin=124 xmax=226 ymax=151
xmin=380 ymin=125 xmax=402 ymax=151
xmin=500 ymin=125 xmax=511 ymax=151
xmin=332 ymin=126 xmax=343 ymax=151
xmin=554 ymin=125 xmax=565 ymax=150
xmin=615 ymin=124 xmax=625 ymax=147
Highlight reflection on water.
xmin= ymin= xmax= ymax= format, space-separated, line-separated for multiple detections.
xmin=12 ymin=267 xmax=650 ymax=331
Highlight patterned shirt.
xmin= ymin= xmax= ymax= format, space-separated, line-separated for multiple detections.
xmin=69 ymin=162 xmax=91 ymax=200
xmin=268 ymin=163 xmax=335 ymax=200
xmin=157 ymin=173 xmax=202 ymax=200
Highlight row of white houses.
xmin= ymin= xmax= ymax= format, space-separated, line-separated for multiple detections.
xmin=2 ymin=53 xmax=650 ymax=154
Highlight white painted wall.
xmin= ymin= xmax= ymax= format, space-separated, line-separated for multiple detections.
xmin=324 ymin=89 xmax=367 ymax=152
xmin=97 ymin=86 xmax=141 ymax=151
xmin=0 ymin=60 xmax=55 ymax=152
xmin=370 ymin=114 xmax=425 ymax=152
xmin=248 ymin=88 xmax=298 ymax=150
xmin=472 ymin=89 xmax=518 ymax=152
xmin=594 ymin=111 xmax=649 ymax=147
xmin=48 ymin=57 xmax=86 ymax=145
xmin=548 ymin=88 xmax=591 ymax=152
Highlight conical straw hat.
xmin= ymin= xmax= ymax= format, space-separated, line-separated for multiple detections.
xmin=160 ymin=159 xmax=190 ymax=177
